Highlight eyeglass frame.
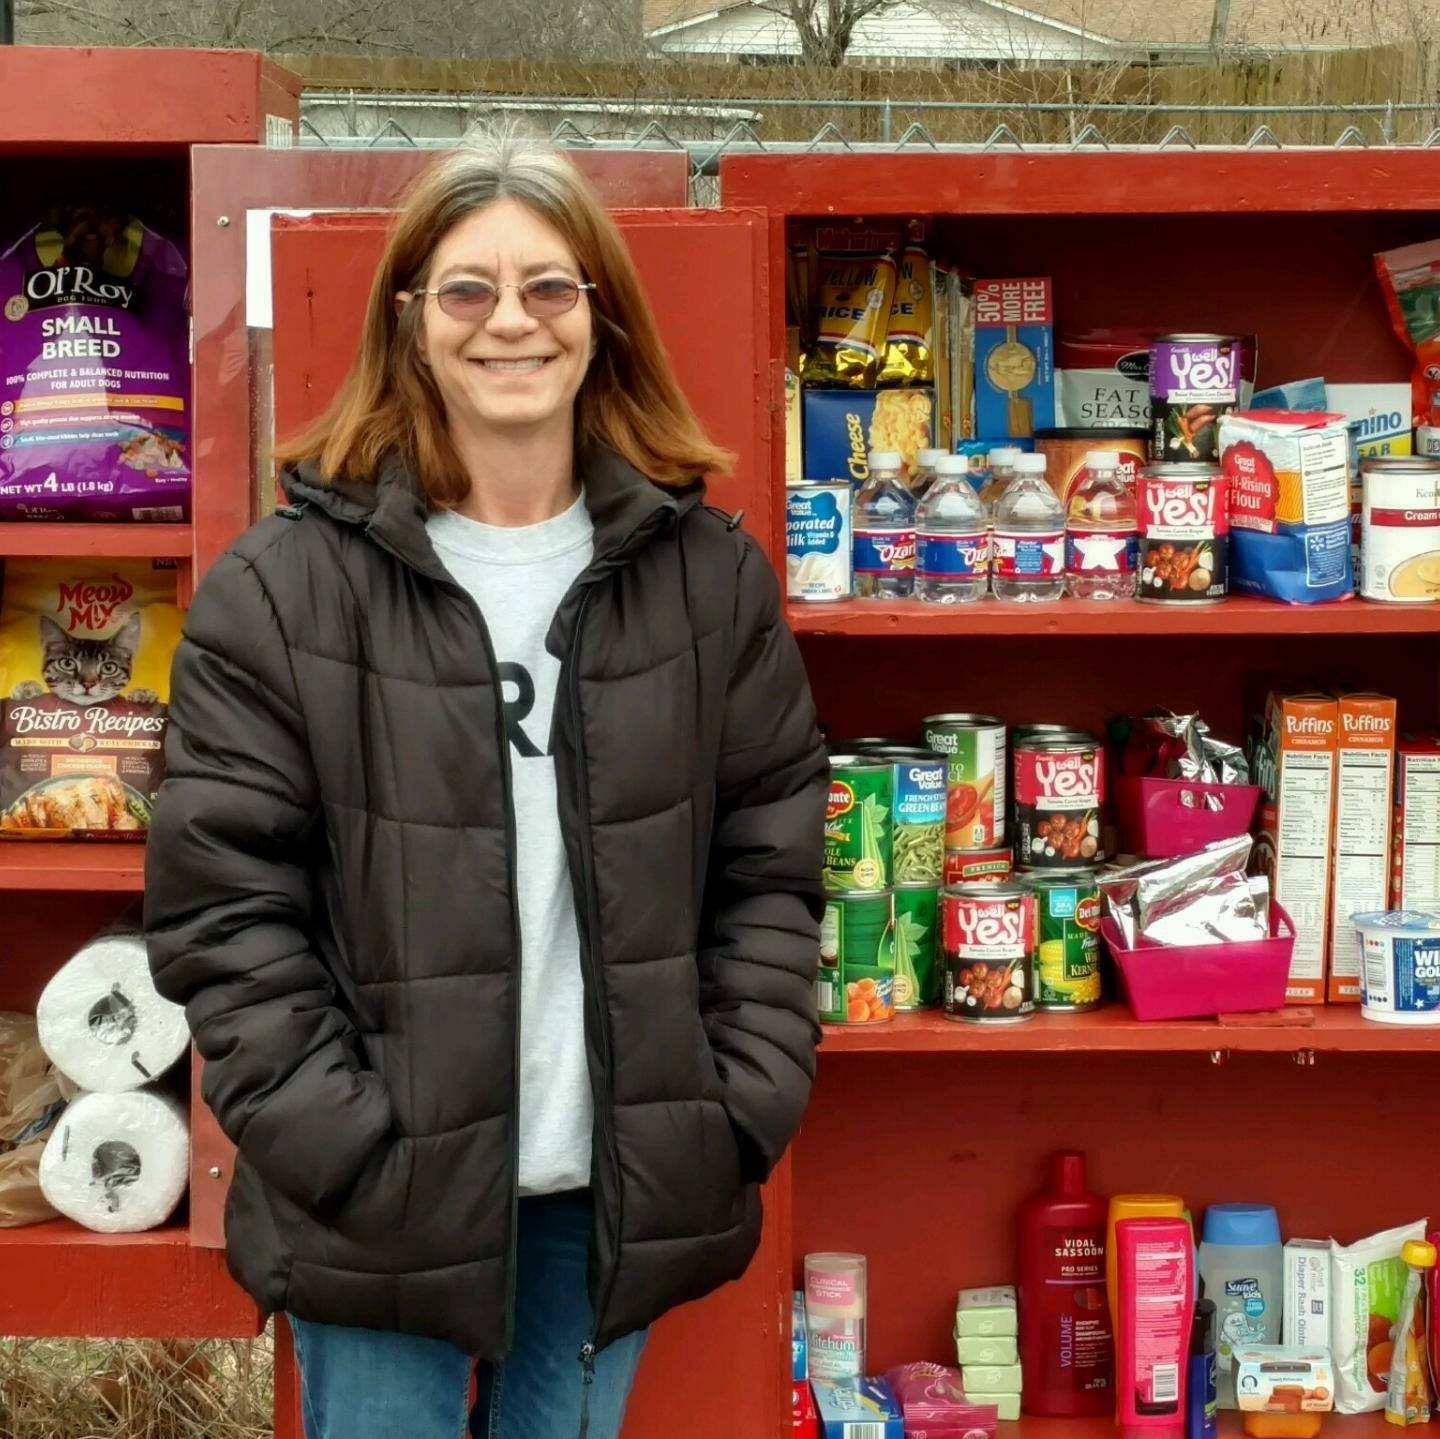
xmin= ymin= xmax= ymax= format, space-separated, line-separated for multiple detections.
xmin=402 ymin=276 xmax=597 ymax=321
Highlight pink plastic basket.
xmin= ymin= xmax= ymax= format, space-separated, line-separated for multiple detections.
xmin=1103 ymin=902 xmax=1295 ymax=1021
xmin=1113 ymin=775 xmax=1262 ymax=858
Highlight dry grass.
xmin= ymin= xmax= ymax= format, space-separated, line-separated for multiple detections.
xmin=0 ymin=1329 xmax=273 ymax=1439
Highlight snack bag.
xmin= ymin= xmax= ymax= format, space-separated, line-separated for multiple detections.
xmin=879 ymin=245 xmax=934 ymax=386
xmin=804 ymin=252 xmax=898 ymax=390
xmin=0 ymin=561 xmax=181 ymax=838
xmin=0 ymin=206 xmax=190 ymax=521
xmin=1375 ymin=239 xmax=1440 ymax=429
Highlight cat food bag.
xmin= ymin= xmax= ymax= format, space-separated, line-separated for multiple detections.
xmin=0 ymin=206 xmax=190 ymax=521
xmin=0 ymin=561 xmax=181 ymax=838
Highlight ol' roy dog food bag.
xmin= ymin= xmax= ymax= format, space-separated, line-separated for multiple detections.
xmin=0 ymin=207 xmax=191 ymax=521
xmin=0 ymin=561 xmax=181 ymax=838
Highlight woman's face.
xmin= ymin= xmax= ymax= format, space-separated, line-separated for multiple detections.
xmin=411 ymin=198 xmax=593 ymax=439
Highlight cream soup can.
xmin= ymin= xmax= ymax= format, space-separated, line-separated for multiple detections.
xmin=1359 ymin=458 xmax=1440 ymax=602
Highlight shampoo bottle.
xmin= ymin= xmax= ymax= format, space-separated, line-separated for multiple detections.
xmin=1116 ymin=1218 xmax=1196 ymax=1439
xmin=1019 ymin=1151 xmax=1114 ymax=1416
xmin=1198 ymin=1204 xmax=1283 ymax=1409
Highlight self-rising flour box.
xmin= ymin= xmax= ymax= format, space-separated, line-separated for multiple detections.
xmin=1328 ymin=694 xmax=1397 ymax=1002
xmin=1392 ymin=734 xmax=1440 ymax=912
xmin=1253 ymin=691 xmax=1339 ymax=1004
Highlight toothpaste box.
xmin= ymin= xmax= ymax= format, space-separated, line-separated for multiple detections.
xmin=1282 ymin=1240 xmax=1333 ymax=1347
xmin=803 ymin=387 xmax=935 ymax=490
xmin=1392 ymin=734 xmax=1440 ymax=911
xmin=972 ymin=279 xmax=1055 ymax=441
xmin=795 ymin=1378 xmax=820 ymax=1439
xmin=1328 ymin=694 xmax=1397 ymax=1001
xmin=1253 ymin=691 xmax=1339 ymax=1003
xmin=812 ymin=1378 xmax=904 ymax=1439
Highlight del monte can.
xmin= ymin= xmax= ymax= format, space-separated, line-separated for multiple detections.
xmin=824 ymin=754 xmax=892 ymax=893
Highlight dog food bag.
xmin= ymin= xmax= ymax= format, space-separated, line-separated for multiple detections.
xmin=0 ymin=561 xmax=181 ymax=838
xmin=0 ymin=207 xmax=190 ymax=521
xmin=1330 ymin=1219 xmax=1428 ymax=1414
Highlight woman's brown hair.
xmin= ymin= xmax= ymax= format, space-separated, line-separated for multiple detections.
xmin=272 ymin=131 xmax=732 ymax=503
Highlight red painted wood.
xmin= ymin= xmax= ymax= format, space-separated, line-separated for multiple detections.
xmin=0 ymin=844 xmax=147 ymax=893
xmin=0 ymin=524 xmax=193 ymax=559
xmin=722 ymin=150 xmax=1440 ymax=215
xmin=0 ymin=48 xmax=300 ymax=149
xmin=274 ymin=1315 xmax=304 ymax=1439
xmin=789 ymin=596 xmax=1440 ymax=638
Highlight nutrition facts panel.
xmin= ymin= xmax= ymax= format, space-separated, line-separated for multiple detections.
xmin=1277 ymin=750 xmax=1338 ymax=981
xmin=1400 ymin=754 xmax=1440 ymax=910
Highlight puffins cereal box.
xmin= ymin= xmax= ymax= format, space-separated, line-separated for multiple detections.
xmin=972 ymin=279 xmax=1055 ymax=441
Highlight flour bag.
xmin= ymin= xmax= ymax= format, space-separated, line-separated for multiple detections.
xmin=0 ymin=207 xmax=190 ymax=520
xmin=0 ymin=561 xmax=181 ymax=837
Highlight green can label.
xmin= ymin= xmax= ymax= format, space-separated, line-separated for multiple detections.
xmin=1032 ymin=877 xmax=1103 ymax=1010
xmin=824 ymin=763 xmax=892 ymax=893
xmin=818 ymin=892 xmax=895 ymax=1024
xmin=892 ymin=885 xmax=940 ymax=1010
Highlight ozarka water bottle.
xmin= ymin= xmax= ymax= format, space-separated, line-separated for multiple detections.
xmin=853 ymin=451 xmax=916 ymax=599
xmin=1066 ymin=450 xmax=1138 ymax=600
xmin=993 ymin=453 xmax=1065 ymax=602
xmin=917 ymin=454 xmax=989 ymax=603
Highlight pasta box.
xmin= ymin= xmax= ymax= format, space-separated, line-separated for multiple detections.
xmin=972 ymin=278 xmax=1055 ymax=441
xmin=812 ymin=1378 xmax=904 ymax=1439
xmin=802 ymin=387 xmax=935 ymax=490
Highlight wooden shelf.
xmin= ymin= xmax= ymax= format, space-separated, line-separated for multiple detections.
xmin=0 ymin=843 xmax=147 ymax=893
xmin=0 ymin=523 xmax=193 ymax=560
xmin=788 ymin=597 xmax=1440 ymax=638
xmin=0 ymin=1219 xmax=261 ymax=1339
xmin=821 ymin=1005 xmax=1440 ymax=1055
xmin=976 ymin=1413 xmax=1391 ymax=1439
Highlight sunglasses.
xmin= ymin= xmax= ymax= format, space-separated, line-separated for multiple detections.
xmin=408 ymin=276 xmax=596 ymax=322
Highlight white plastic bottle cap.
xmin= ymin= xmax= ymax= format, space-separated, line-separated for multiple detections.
xmin=936 ymin=455 xmax=972 ymax=476
xmin=1086 ymin=451 xmax=1121 ymax=468
xmin=988 ymin=447 xmax=1022 ymax=465
xmin=917 ymin=449 xmax=949 ymax=467
xmin=868 ymin=451 xmax=903 ymax=470
xmin=1015 ymin=453 xmax=1048 ymax=474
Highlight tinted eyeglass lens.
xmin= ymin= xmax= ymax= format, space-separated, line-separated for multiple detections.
xmin=522 ymin=278 xmax=582 ymax=315
xmin=434 ymin=278 xmax=583 ymax=320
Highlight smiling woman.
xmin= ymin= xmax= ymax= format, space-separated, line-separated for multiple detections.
xmin=143 ymin=130 xmax=828 ymax=1439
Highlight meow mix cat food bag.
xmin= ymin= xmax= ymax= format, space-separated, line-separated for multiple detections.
xmin=0 ymin=206 xmax=190 ymax=521
xmin=0 ymin=561 xmax=180 ymax=838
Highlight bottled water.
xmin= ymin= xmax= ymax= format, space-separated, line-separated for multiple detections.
xmin=911 ymin=448 xmax=949 ymax=501
xmin=992 ymin=453 xmax=1065 ymax=603
xmin=917 ymin=455 xmax=990 ymax=604
xmin=853 ymin=451 xmax=917 ymax=599
xmin=1066 ymin=451 xmax=1139 ymax=600
xmin=979 ymin=446 xmax=1023 ymax=513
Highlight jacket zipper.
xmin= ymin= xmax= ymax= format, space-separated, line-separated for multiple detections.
xmin=364 ymin=525 xmax=525 ymax=1352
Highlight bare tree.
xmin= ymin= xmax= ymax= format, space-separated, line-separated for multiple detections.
xmin=754 ymin=0 xmax=896 ymax=66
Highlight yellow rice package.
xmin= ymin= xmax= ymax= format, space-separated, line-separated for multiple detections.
xmin=879 ymin=244 xmax=935 ymax=386
xmin=0 ymin=561 xmax=181 ymax=838
xmin=804 ymin=251 xmax=898 ymax=390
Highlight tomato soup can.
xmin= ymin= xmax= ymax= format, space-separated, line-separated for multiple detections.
xmin=944 ymin=846 xmax=1013 ymax=886
xmin=1023 ymin=869 xmax=1103 ymax=1012
xmin=1149 ymin=333 xmax=1240 ymax=464
xmin=824 ymin=754 xmax=892 ymax=894
xmin=861 ymin=747 xmax=946 ymax=885
xmin=1359 ymin=458 xmax=1440 ymax=603
xmin=1013 ymin=735 xmax=1105 ymax=869
xmin=892 ymin=883 xmax=941 ymax=1010
xmin=1136 ymin=462 xmax=1229 ymax=604
xmin=817 ymin=890 xmax=895 ymax=1024
xmin=942 ymin=882 xmax=1036 ymax=1024
xmin=921 ymin=713 xmax=1007 ymax=850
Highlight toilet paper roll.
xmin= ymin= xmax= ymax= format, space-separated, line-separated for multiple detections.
xmin=36 ymin=931 xmax=189 ymax=1093
xmin=39 ymin=1089 xmax=189 ymax=1233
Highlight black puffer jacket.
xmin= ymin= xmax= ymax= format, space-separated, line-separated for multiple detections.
xmin=143 ymin=445 xmax=826 ymax=1358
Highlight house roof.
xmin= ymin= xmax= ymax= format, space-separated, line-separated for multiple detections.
xmin=644 ymin=0 xmax=1428 ymax=49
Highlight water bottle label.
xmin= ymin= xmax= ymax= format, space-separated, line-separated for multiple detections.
xmin=854 ymin=527 xmax=917 ymax=578
xmin=1065 ymin=530 xmax=1139 ymax=577
xmin=917 ymin=531 xmax=989 ymax=581
xmin=992 ymin=531 xmax=1064 ymax=579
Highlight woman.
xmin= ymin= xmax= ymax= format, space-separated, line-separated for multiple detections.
xmin=143 ymin=133 xmax=827 ymax=1439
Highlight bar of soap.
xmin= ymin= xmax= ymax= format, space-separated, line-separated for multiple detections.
xmin=955 ymin=1286 xmax=1018 ymax=1338
xmin=962 ymin=1364 xmax=1023 ymax=1394
xmin=955 ymin=1335 xmax=1019 ymax=1366
xmin=967 ymin=1391 xmax=1022 ymax=1421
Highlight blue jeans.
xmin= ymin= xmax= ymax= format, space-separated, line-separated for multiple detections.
xmin=288 ymin=1190 xmax=648 ymax=1439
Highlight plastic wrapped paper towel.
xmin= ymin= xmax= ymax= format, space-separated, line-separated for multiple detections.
xmin=36 ymin=931 xmax=189 ymax=1093
xmin=39 ymin=1089 xmax=188 ymax=1233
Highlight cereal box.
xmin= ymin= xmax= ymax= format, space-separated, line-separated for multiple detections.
xmin=1252 ymin=691 xmax=1339 ymax=1003
xmin=803 ymin=388 xmax=934 ymax=490
xmin=972 ymin=279 xmax=1054 ymax=441
xmin=1328 ymin=694 xmax=1397 ymax=1001
xmin=1392 ymin=734 xmax=1440 ymax=912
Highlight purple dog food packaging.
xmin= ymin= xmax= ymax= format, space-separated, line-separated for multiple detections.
xmin=1 ymin=209 xmax=191 ymax=521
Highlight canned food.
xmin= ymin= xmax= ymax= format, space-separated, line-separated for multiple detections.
xmin=1149 ymin=334 xmax=1241 ymax=464
xmin=817 ymin=891 xmax=895 ymax=1024
xmin=892 ymin=883 xmax=940 ymax=1010
xmin=921 ymin=713 xmax=1006 ymax=850
xmin=1359 ymin=458 xmax=1440 ymax=603
xmin=845 ymin=737 xmax=909 ymax=750
xmin=1024 ymin=869 xmax=1103 ymax=1012
xmin=824 ymin=755 xmax=892 ymax=893
xmin=1137 ymin=462 xmax=1229 ymax=604
xmin=1013 ymin=724 xmax=1093 ymax=746
xmin=942 ymin=883 xmax=1036 ymax=1024
xmin=1013 ymin=735 xmax=1106 ymax=868
xmin=862 ymin=747 xmax=945 ymax=884
xmin=944 ymin=846 xmax=1013 ymax=886
xmin=786 ymin=481 xmax=852 ymax=602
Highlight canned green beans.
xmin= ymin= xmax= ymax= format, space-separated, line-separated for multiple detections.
xmin=824 ymin=754 xmax=892 ymax=893
xmin=861 ymin=747 xmax=946 ymax=885
xmin=817 ymin=890 xmax=896 ymax=1024
xmin=1023 ymin=869 xmax=1103 ymax=1012
xmin=892 ymin=883 xmax=940 ymax=1010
